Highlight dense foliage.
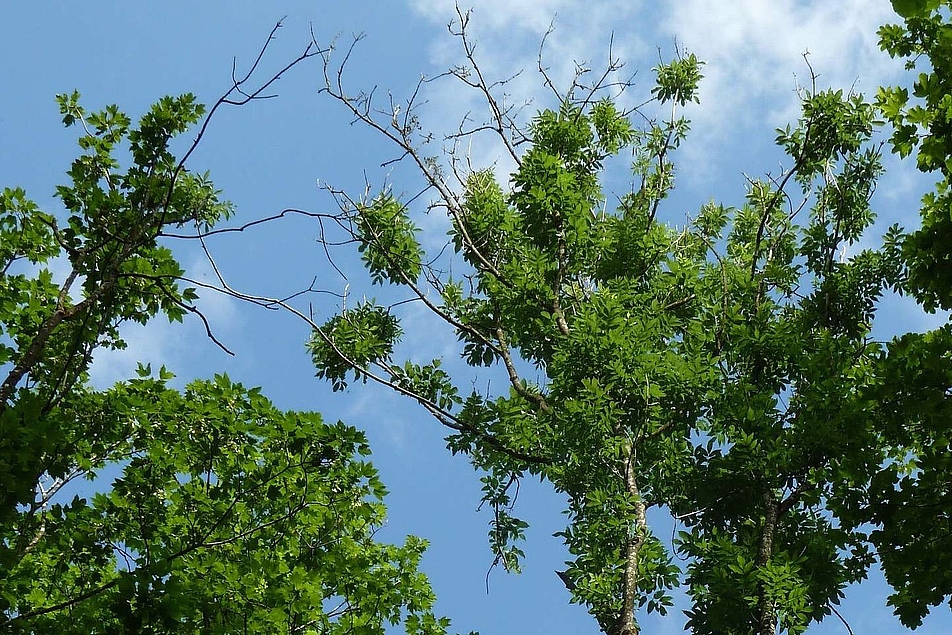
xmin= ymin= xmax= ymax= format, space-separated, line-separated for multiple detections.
xmin=0 ymin=95 xmax=447 ymax=634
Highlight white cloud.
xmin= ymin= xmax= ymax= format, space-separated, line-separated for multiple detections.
xmin=184 ymin=254 xmax=241 ymax=329
xmin=344 ymin=383 xmax=416 ymax=453
xmin=397 ymin=298 xmax=461 ymax=363
xmin=411 ymin=0 xmax=630 ymax=36
xmin=655 ymin=1 xmax=904 ymax=186
xmin=88 ymin=320 xmax=178 ymax=389
xmin=405 ymin=1 xmax=906 ymax=196
xmin=659 ymin=2 xmax=900 ymax=113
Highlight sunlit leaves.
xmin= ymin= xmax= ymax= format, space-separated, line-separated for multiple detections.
xmin=481 ymin=471 xmax=528 ymax=573
xmin=456 ymin=169 xmax=511 ymax=270
xmin=652 ymin=53 xmax=704 ymax=106
xmin=355 ymin=193 xmax=424 ymax=286
xmin=775 ymin=89 xmax=875 ymax=186
xmin=877 ymin=4 xmax=952 ymax=315
xmin=392 ymin=359 xmax=461 ymax=411
xmin=128 ymin=94 xmax=204 ymax=165
xmin=591 ymin=99 xmax=634 ymax=154
xmin=309 ymin=301 xmax=402 ymax=391
xmin=890 ymin=0 xmax=943 ymax=18
xmin=0 ymin=187 xmax=57 ymax=266
xmin=2 ymin=375 xmax=449 ymax=634
xmin=511 ymin=110 xmax=600 ymax=255
xmin=859 ymin=325 xmax=952 ymax=627
xmin=871 ymin=25 xmax=952 ymax=618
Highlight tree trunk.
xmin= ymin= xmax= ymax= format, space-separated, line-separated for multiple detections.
xmin=755 ymin=491 xmax=779 ymax=635
xmin=614 ymin=443 xmax=646 ymax=635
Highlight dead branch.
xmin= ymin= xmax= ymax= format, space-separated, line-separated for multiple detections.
xmin=192 ymin=232 xmax=549 ymax=466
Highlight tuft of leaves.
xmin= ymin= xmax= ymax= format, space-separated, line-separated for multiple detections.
xmin=309 ymin=301 xmax=402 ymax=391
xmin=354 ymin=194 xmax=424 ymax=286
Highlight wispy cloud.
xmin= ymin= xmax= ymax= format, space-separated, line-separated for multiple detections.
xmin=655 ymin=0 xmax=903 ymax=184
xmin=88 ymin=319 xmax=179 ymax=389
xmin=410 ymin=0 xmax=636 ymax=38
xmin=406 ymin=1 xmax=905 ymax=194
xmin=344 ymin=383 xmax=415 ymax=452
xmin=184 ymin=254 xmax=242 ymax=330
xmin=408 ymin=0 xmax=647 ymax=177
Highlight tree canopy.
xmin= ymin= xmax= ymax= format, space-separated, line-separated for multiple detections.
xmin=304 ymin=3 xmax=952 ymax=634
xmin=3 ymin=3 xmax=952 ymax=635
xmin=0 ymin=45 xmax=447 ymax=635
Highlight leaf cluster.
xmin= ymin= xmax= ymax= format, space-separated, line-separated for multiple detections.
xmin=2 ymin=373 xmax=447 ymax=635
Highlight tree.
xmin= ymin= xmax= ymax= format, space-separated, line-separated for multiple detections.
xmin=288 ymin=7 xmax=952 ymax=634
xmin=860 ymin=1 xmax=952 ymax=627
xmin=0 ymin=26 xmax=448 ymax=635
xmin=12 ymin=7 xmax=951 ymax=634
xmin=2 ymin=372 xmax=446 ymax=635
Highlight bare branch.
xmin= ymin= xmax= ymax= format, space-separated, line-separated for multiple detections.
xmin=448 ymin=5 xmax=524 ymax=166
xmin=160 ymin=207 xmax=348 ymax=240
xmin=117 ymin=272 xmax=235 ymax=355
xmin=751 ymin=53 xmax=820 ymax=281
xmin=174 ymin=19 xmax=324 ymax=180
xmin=193 ymin=232 xmax=549 ymax=466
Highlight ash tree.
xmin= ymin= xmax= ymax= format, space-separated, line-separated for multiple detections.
xmin=0 ymin=25 xmax=449 ymax=635
xmin=300 ymin=6 xmax=952 ymax=634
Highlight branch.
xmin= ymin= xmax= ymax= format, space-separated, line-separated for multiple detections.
xmin=194 ymin=234 xmax=550 ymax=466
xmin=171 ymin=19 xmax=324 ymax=190
xmin=831 ymin=606 xmax=855 ymax=635
xmin=117 ymin=272 xmax=235 ymax=355
xmin=6 ymin=449 xmax=323 ymax=625
xmin=314 ymin=29 xmax=528 ymax=294
xmin=494 ymin=320 xmax=552 ymax=416
xmin=325 ymin=186 xmax=501 ymax=344
xmin=750 ymin=53 xmax=820 ymax=281
xmin=615 ymin=440 xmax=646 ymax=635
xmin=552 ymin=232 xmax=571 ymax=336
xmin=777 ymin=480 xmax=815 ymax=517
xmin=159 ymin=207 xmax=349 ymax=240
xmin=0 ymin=266 xmax=121 ymax=407
xmin=448 ymin=6 xmax=524 ymax=166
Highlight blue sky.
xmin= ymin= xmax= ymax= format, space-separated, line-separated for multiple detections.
xmin=1 ymin=1 xmax=948 ymax=633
